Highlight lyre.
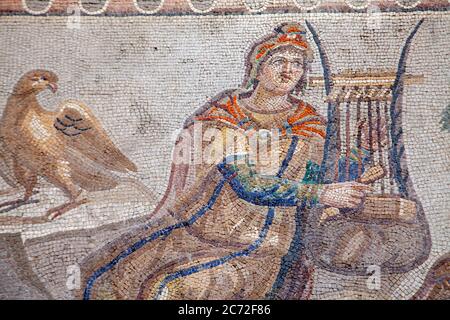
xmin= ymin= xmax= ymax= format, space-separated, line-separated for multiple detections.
xmin=310 ymin=70 xmax=424 ymax=222
xmin=300 ymin=19 xmax=431 ymax=276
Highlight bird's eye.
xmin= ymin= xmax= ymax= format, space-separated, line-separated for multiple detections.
xmin=41 ymin=76 xmax=47 ymax=81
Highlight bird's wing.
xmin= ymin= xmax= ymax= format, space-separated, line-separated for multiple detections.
xmin=54 ymin=100 xmax=137 ymax=173
xmin=0 ymin=136 xmax=18 ymax=187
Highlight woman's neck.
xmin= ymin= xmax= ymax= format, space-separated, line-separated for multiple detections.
xmin=242 ymin=85 xmax=291 ymax=114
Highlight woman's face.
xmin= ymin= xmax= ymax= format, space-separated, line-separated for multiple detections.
xmin=257 ymin=47 xmax=305 ymax=95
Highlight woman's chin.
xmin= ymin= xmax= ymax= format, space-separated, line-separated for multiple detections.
xmin=268 ymin=85 xmax=294 ymax=95
xmin=277 ymin=82 xmax=297 ymax=93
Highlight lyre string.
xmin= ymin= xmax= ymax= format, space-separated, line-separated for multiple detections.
xmin=375 ymin=97 xmax=384 ymax=194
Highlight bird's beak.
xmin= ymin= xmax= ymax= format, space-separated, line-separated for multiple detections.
xmin=47 ymin=82 xmax=58 ymax=93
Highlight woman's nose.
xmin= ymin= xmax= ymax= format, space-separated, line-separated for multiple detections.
xmin=282 ymin=61 xmax=293 ymax=73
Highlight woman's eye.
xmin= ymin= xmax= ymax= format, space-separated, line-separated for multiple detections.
xmin=272 ymin=59 xmax=284 ymax=66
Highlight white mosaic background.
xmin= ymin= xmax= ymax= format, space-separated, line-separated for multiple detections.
xmin=0 ymin=12 xmax=448 ymax=299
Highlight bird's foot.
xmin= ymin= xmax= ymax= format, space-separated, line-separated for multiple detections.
xmin=0 ymin=198 xmax=40 ymax=214
xmin=46 ymin=198 xmax=88 ymax=221
xmin=0 ymin=199 xmax=24 ymax=209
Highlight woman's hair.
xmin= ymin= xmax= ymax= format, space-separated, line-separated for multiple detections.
xmin=242 ymin=22 xmax=314 ymax=96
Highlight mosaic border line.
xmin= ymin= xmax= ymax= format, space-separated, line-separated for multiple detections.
xmin=0 ymin=0 xmax=448 ymax=16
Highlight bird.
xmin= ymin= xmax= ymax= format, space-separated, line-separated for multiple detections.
xmin=0 ymin=69 xmax=138 ymax=220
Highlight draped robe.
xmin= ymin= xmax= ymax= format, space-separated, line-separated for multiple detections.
xmin=79 ymin=90 xmax=332 ymax=300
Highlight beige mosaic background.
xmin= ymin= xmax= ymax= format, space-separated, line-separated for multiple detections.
xmin=0 ymin=11 xmax=448 ymax=299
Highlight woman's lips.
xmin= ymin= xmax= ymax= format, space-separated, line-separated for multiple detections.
xmin=280 ymin=73 xmax=293 ymax=82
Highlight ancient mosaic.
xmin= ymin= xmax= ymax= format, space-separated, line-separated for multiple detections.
xmin=0 ymin=0 xmax=448 ymax=300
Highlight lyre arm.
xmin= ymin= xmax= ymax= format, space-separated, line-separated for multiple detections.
xmin=389 ymin=18 xmax=425 ymax=198
xmin=305 ymin=20 xmax=339 ymax=184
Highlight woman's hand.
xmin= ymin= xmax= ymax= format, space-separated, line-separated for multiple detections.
xmin=358 ymin=117 xmax=388 ymax=152
xmin=319 ymin=182 xmax=373 ymax=209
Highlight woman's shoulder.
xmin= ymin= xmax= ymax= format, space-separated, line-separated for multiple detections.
xmin=183 ymin=88 xmax=247 ymax=129
xmin=284 ymin=95 xmax=327 ymax=140
xmin=288 ymin=94 xmax=318 ymax=110
xmin=288 ymin=95 xmax=325 ymax=120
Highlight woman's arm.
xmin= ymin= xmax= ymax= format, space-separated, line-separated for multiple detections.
xmin=217 ymin=153 xmax=372 ymax=209
xmin=217 ymin=154 xmax=322 ymax=208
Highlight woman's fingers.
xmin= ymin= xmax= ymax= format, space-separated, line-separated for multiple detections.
xmin=341 ymin=183 xmax=370 ymax=208
xmin=346 ymin=199 xmax=363 ymax=208
xmin=347 ymin=191 xmax=365 ymax=207
xmin=346 ymin=190 xmax=364 ymax=199
xmin=319 ymin=182 xmax=374 ymax=209
xmin=347 ymin=182 xmax=374 ymax=192
xmin=350 ymin=191 xmax=365 ymax=200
